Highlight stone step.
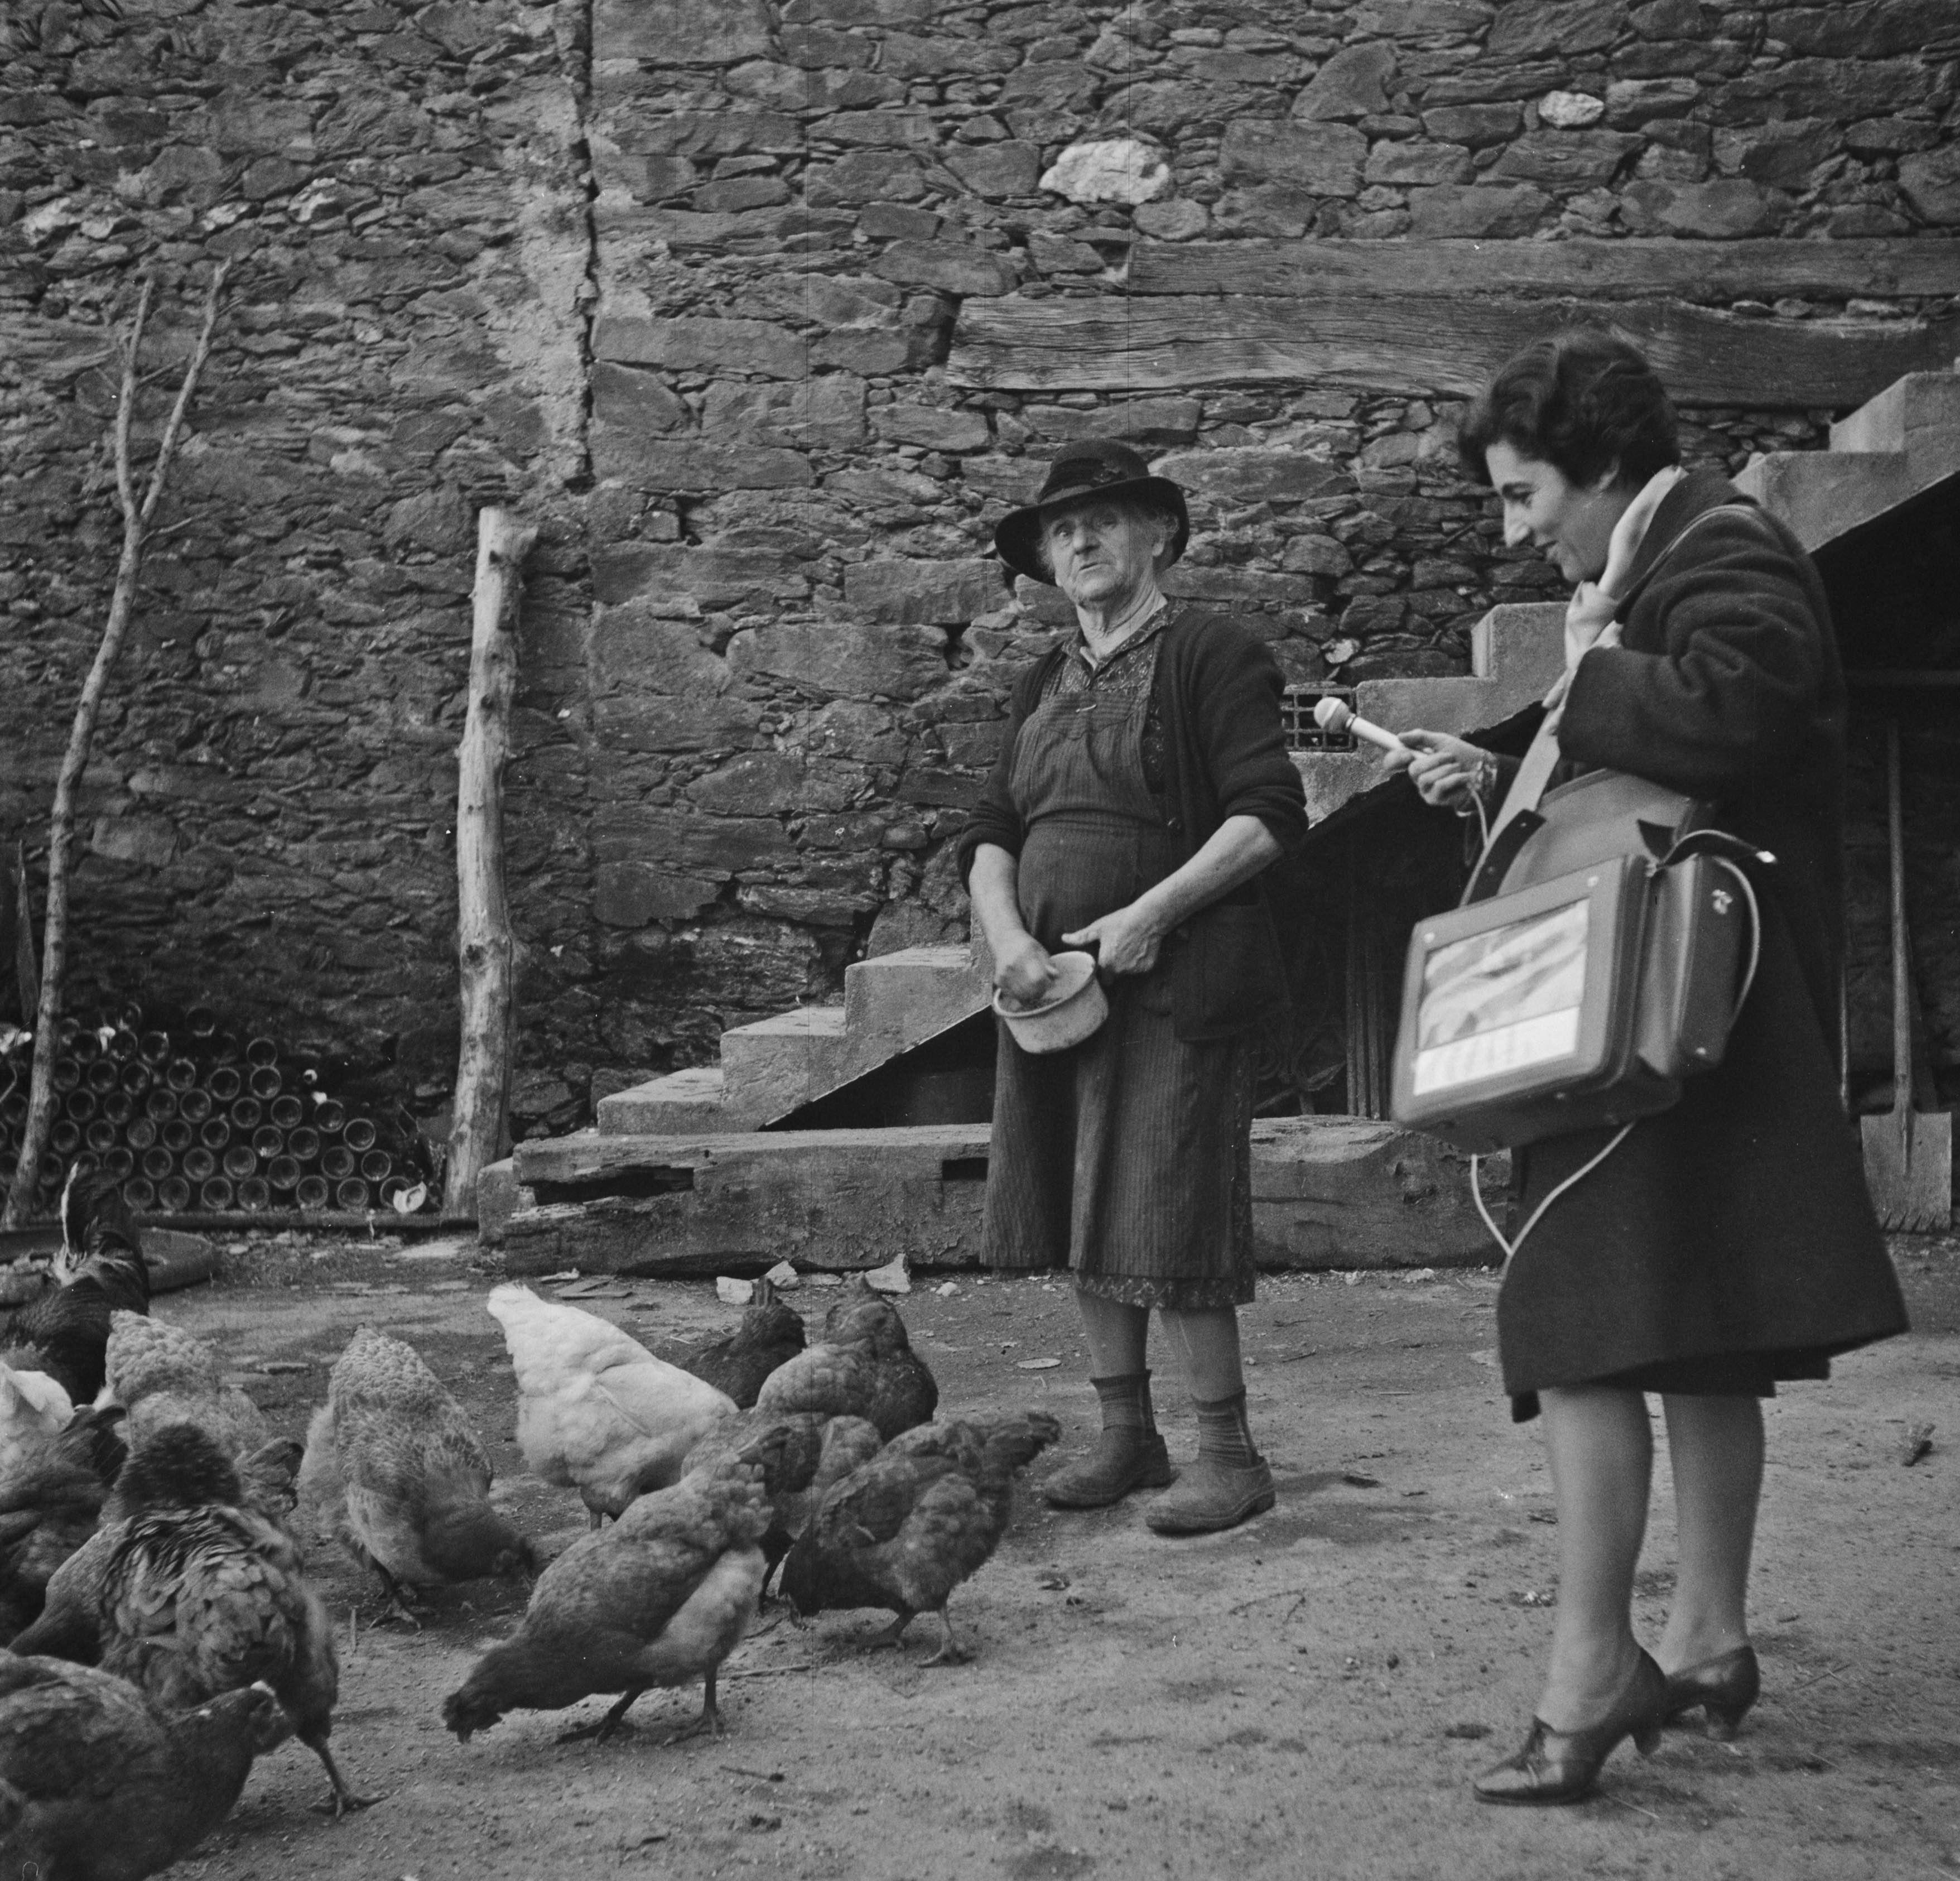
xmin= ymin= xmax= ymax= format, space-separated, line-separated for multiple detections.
xmin=596 ymin=1065 xmax=726 ymax=1137
xmin=717 ymin=1005 xmax=853 ymax=1123
xmin=1294 ymin=600 xmax=1567 ymax=821
xmin=494 ymin=1116 xmax=1506 ymax=1273
xmin=1733 ymin=448 xmax=1916 ymax=554
xmin=842 ymin=944 xmax=991 ymax=1056
xmin=1740 ymin=367 xmax=1960 ymax=554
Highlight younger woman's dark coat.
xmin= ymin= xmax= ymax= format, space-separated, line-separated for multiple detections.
xmin=1489 ymin=472 xmax=1906 ymax=1413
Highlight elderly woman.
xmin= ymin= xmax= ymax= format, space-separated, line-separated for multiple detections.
xmin=956 ymin=440 xmax=1308 ymax=1536
xmin=1391 ymin=332 xmax=1907 ymax=1802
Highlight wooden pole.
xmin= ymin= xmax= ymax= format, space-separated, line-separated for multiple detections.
xmin=3 ymin=264 xmax=230 ymax=1229
xmin=444 ymin=508 xmax=536 ymax=1219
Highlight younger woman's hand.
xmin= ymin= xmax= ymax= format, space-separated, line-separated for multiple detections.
xmin=993 ymin=933 xmax=1059 ymax=1008
xmin=1395 ymin=728 xmax=1488 ymax=810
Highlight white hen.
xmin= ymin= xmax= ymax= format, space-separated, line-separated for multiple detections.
xmin=487 ymin=1285 xmax=734 ymax=1524
xmin=0 ymin=1361 xmax=73 ymax=1480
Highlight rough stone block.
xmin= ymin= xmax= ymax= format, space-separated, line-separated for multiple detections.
xmin=870 ymin=404 xmax=990 ymax=451
xmin=685 ymin=750 xmax=807 ymax=816
xmin=594 ymin=862 xmax=722 ymax=925
xmin=719 ymin=1007 xmax=853 ymax=1118
xmin=1405 ymin=182 xmax=1553 ymax=237
xmin=618 ymin=112 xmax=802 ymax=157
xmin=1651 ymin=179 xmax=1788 ymax=238
xmin=1164 ymin=566 xmax=1318 ymax=609
xmin=1291 ymin=42 xmax=1396 ymax=121
xmin=594 ymin=315 xmax=808 ymax=378
xmin=596 ymin=438 xmax=814 ymax=492
xmin=944 ymin=141 xmax=1042 ymax=197
xmin=90 ymin=815 xmax=177 ymax=867
xmin=1486 ymin=0 xmax=1622 ymax=58
xmin=592 ymin=360 xmax=690 ymax=435
xmin=728 ymin=621 xmax=951 ymax=700
xmin=1489 ymin=129 xmax=1644 ymax=188
xmin=812 ymin=331 xmax=912 ymax=374
xmin=1220 ymin=121 xmax=1366 ymax=196
xmin=869 ymin=241 xmax=1019 ymax=296
xmin=1039 ymin=138 xmax=1172 ymax=205
xmin=1364 ymin=139 xmax=1474 ymax=187
xmin=813 ymin=108 xmax=938 ymax=147
xmin=595 ymin=0 xmax=771 ymax=63
xmin=592 ymin=547 xmax=808 ymax=613
xmin=842 ymin=943 xmax=991 ymax=1053
xmin=593 ymin=804 xmax=794 ymax=875
xmin=1351 ymin=0 xmax=1494 ymax=32
xmin=1900 ymin=147 xmax=1960 ymax=225
xmin=1419 ymin=102 xmax=1522 ymax=147
xmin=806 ymin=151 xmax=927 ymax=205
xmin=1153 ymin=448 xmax=1351 ymax=504
xmin=754 ymin=272 xmax=900 ymax=328
xmin=593 ymin=690 xmax=762 ymax=753
xmin=1022 ymin=397 xmax=1203 ymax=446
xmin=702 ymin=377 xmax=868 ymax=449
xmin=846 ymin=557 xmax=1003 ymax=624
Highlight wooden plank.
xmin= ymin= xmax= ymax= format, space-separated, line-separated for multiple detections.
xmin=1131 ymin=238 xmax=1960 ymax=302
xmin=947 ymin=295 xmax=1960 ymax=407
xmin=513 ymin=1123 xmax=991 ymax=1185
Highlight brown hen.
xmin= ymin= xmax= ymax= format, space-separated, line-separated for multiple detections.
xmin=753 ymin=1283 xmax=937 ymax=1441
xmin=780 ymin=1411 xmax=1060 ymax=1665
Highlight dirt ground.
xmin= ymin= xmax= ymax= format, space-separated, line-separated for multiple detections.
xmin=127 ymin=1228 xmax=1960 ymax=1881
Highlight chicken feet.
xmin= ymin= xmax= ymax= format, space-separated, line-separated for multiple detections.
xmin=921 ymin=1609 xmax=970 ymax=1668
xmin=663 ymin=1671 xmax=728 ymax=1745
xmin=864 ymin=1610 xmax=914 ymax=1652
xmin=366 ymin=1564 xmax=426 ymax=1631
xmin=556 ymin=1688 xmax=644 ymax=1744
xmin=305 ymin=1737 xmax=384 ymax=1817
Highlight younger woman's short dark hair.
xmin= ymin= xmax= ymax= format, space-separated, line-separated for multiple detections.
xmin=1457 ymin=330 xmax=1680 ymax=490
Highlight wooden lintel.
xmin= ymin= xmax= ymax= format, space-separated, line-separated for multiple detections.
xmin=947 ymin=295 xmax=1960 ymax=408
xmin=513 ymin=1122 xmax=993 ymax=1185
xmin=1131 ymin=238 xmax=1960 ymax=303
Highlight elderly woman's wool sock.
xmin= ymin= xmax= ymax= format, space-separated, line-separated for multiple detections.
xmin=1192 ymin=1389 xmax=1261 ymax=1469
xmin=1091 ymin=1370 xmax=1158 ymax=1441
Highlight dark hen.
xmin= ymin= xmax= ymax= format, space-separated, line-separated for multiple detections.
xmin=0 ymin=1168 xmax=150 ymax=1404
xmin=781 ymin=1411 xmax=1060 ymax=1665
xmin=753 ymin=1283 xmax=937 ymax=1441
xmin=12 ymin=1424 xmax=379 ymax=1818
xmin=0 ymin=1404 xmax=126 ymax=1641
xmin=663 ymin=1277 xmax=806 ymax=1408
xmin=0 ymin=1656 xmax=287 ymax=1881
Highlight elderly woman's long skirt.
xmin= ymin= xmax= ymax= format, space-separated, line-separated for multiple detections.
xmin=980 ymin=647 xmax=1256 ymax=1311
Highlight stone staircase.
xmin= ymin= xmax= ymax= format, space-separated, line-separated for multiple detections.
xmin=1737 ymin=365 xmax=1960 ymax=554
xmin=596 ymin=943 xmax=992 ymax=1136
xmin=1294 ymin=599 xmax=1567 ymax=821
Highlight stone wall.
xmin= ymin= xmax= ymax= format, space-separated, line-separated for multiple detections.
xmin=1 ymin=0 xmax=1956 ymax=1139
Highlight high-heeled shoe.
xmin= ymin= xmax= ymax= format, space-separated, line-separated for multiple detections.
xmin=1472 ymin=1649 xmax=1668 ymax=1805
xmin=1662 ymin=1643 xmax=1759 ymax=1742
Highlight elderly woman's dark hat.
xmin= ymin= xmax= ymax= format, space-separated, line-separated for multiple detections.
xmin=993 ymin=439 xmax=1191 ymax=586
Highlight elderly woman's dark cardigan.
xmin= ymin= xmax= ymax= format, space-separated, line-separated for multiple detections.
xmin=1481 ymin=472 xmax=1906 ymax=1416
xmin=956 ymin=606 xmax=1308 ymax=1040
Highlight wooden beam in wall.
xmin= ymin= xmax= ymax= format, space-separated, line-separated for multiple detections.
xmin=1129 ymin=238 xmax=1960 ymax=303
xmin=946 ymin=296 xmax=1960 ymax=407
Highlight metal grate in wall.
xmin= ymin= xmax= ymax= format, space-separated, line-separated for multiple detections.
xmin=1280 ymin=685 xmax=1358 ymax=753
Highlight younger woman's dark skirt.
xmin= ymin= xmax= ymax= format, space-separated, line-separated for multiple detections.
xmin=981 ymin=969 xmax=1255 ymax=1311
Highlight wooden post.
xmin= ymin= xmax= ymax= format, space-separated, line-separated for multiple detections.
xmin=444 ymin=508 xmax=537 ymax=1219
xmin=2 ymin=264 xmax=230 ymax=1229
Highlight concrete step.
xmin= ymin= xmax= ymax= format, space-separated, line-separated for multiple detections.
xmin=717 ymin=1005 xmax=852 ymax=1124
xmin=842 ymin=944 xmax=991 ymax=1057
xmin=1740 ymin=368 xmax=1960 ymax=554
xmin=1733 ymin=448 xmax=1916 ymax=554
xmin=596 ymin=1065 xmax=726 ymax=1137
xmin=1294 ymin=601 xmax=1566 ymax=821
xmin=492 ymin=1115 xmax=1508 ymax=1273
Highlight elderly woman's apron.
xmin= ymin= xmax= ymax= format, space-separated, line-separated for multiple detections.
xmin=981 ymin=630 xmax=1255 ymax=1310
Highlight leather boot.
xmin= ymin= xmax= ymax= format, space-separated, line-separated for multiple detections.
xmin=1043 ymin=1430 xmax=1177 ymax=1509
xmin=1143 ymin=1454 xmax=1275 ymax=1534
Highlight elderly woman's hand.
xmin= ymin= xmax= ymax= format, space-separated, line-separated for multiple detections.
xmin=1389 ymin=729 xmax=1491 ymax=810
xmin=1062 ymin=902 xmax=1164 ymax=977
xmin=992 ymin=932 xmax=1061 ymax=1009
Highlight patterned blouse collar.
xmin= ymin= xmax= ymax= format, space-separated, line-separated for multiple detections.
xmin=1068 ymin=594 xmax=1177 ymax=676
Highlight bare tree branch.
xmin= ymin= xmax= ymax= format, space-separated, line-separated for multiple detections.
xmin=3 ymin=262 xmax=232 ymax=1228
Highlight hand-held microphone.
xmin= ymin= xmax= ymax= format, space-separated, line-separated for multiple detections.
xmin=1313 ymin=695 xmax=1408 ymax=754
